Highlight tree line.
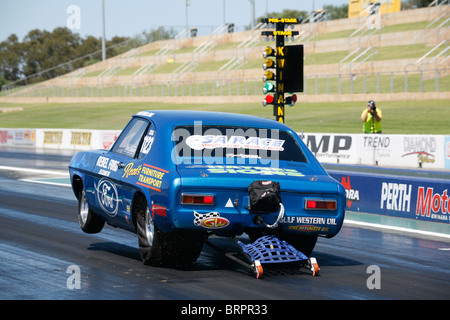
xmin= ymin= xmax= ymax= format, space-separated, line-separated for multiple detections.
xmin=0 ymin=26 xmax=175 ymax=87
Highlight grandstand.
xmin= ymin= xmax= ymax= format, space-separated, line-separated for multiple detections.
xmin=1 ymin=4 xmax=448 ymax=104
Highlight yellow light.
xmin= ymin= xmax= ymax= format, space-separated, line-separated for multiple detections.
xmin=263 ymin=70 xmax=274 ymax=81
xmin=264 ymin=58 xmax=274 ymax=68
xmin=263 ymin=46 xmax=274 ymax=58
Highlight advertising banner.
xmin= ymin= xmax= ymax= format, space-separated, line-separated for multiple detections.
xmin=32 ymin=129 xmax=120 ymax=150
xmin=329 ymin=171 xmax=450 ymax=226
xmin=0 ymin=129 xmax=36 ymax=147
xmin=300 ymin=133 xmax=359 ymax=165
xmin=445 ymin=136 xmax=450 ymax=170
xmin=301 ymin=133 xmax=447 ymax=169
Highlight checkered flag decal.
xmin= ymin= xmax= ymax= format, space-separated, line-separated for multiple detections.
xmin=193 ymin=211 xmax=220 ymax=226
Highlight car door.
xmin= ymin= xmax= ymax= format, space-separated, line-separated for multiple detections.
xmin=93 ymin=117 xmax=151 ymax=230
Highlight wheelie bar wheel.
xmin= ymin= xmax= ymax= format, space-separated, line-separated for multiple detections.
xmin=252 ymin=260 xmax=263 ymax=279
xmin=309 ymin=257 xmax=320 ymax=277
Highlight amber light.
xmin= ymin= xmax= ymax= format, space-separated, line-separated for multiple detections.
xmin=305 ymin=199 xmax=337 ymax=210
xmin=181 ymin=194 xmax=214 ymax=205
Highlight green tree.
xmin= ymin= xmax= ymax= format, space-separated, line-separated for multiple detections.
xmin=323 ymin=4 xmax=349 ymax=20
xmin=137 ymin=26 xmax=177 ymax=45
xmin=402 ymin=0 xmax=436 ymax=9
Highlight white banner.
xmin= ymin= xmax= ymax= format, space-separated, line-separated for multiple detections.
xmin=1 ymin=128 xmax=448 ymax=170
xmin=301 ymin=133 xmax=448 ymax=169
xmin=33 ymin=129 xmax=120 ymax=150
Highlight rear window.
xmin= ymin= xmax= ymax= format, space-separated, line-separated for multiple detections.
xmin=172 ymin=125 xmax=307 ymax=165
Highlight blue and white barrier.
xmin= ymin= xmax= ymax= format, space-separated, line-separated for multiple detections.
xmin=328 ymin=170 xmax=449 ymax=228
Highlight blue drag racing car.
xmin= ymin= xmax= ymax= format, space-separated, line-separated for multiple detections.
xmin=69 ymin=110 xmax=345 ymax=268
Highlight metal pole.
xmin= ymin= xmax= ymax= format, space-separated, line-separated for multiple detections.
xmin=249 ymin=0 xmax=255 ymax=30
xmin=186 ymin=0 xmax=190 ymax=37
xmin=101 ymin=0 xmax=106 ymax=61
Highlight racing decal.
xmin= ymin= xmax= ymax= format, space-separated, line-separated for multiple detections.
xmin=95 ymin=178 xmax=120 ymax=217
xmin=186 ymin=135 xmax=285 ymax=151
xmin=280 ymin=216 xmax=337 ymax=225
xmin=136 ymin=111 xmax=154 ymax=117
xmin=96 ymin=156 xmax=119 ymax=176
xmin=136 ymin=164 xmax=168 ymax=192
xmin=140 ymin=130 xmax=154 ymax=155
xmin=288 ymin=225 xmax=329 ymax=232
xmin=205 ymin=165 xmax=304 ymax=177
xmin=193 ymin=211 xmax=230 ymax=229
xmin=122 ymin=163 xmax=142 ymax=178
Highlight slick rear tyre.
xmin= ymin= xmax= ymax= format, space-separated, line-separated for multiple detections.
xmin=78 ymin=189 xmax=105 ymax=234
xmin=135 ymin=199 xmax=205 ymax=268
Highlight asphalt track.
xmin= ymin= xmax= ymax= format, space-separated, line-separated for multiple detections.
xmin=1 ymin=147 xmax=449 ymax=303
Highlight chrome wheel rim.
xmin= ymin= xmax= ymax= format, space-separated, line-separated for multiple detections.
xmin=80 ymin=191 xmax=89 ymax=225
xmin=145 ymin=206 xmax=154 ymax=244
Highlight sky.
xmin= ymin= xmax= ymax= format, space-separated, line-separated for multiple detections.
xmin=0 ymin=0 xmax=349 ymax=42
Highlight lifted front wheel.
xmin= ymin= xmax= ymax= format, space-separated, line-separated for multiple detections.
xmin=78 ymin=188 xmax=104 ymax=234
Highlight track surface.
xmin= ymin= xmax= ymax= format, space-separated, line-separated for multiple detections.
xmin=1 ymin=147 xmax=449 ymax=301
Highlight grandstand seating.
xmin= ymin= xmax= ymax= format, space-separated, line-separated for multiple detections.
xmin=1 ymin=5 xmax=448 ymax=101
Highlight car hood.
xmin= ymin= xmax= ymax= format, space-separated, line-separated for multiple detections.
xmin=176 ymin=163 xmax=340 ymax=194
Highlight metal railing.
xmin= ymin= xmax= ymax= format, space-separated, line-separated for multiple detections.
xmin=2 ymin=67 xmax=448 ymax=98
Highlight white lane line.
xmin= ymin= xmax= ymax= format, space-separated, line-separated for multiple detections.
xmin=344 ymin=219 xmax=450 ymax=240
xmin=0 ymin=165 xmax=69 ymax=176
xmin=20 ymin=178 xmax=72 ymax=187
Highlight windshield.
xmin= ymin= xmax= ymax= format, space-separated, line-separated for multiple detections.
xmin=172 ymin=125 xmax=307 ymax=165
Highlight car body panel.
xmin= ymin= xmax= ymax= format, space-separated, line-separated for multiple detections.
xmin=69 ymin=110 xmax=345 ymax=238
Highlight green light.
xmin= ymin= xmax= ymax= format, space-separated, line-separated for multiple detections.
xmin=263 ymin=82 xmax=274 ymax=94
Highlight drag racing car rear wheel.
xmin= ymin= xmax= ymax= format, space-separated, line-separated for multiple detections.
xmin=78 ymin=188 xmax=105 ymax=234
xmin=135 ymin=196 xmax=205 ymax=268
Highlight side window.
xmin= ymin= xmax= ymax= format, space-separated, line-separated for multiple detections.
xmin=111 ymin=118 xmax=148 ymax=158
xmin=137 ymin=123 xmax=155 ymax=160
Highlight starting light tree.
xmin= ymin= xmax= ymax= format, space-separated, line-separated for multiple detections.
xmin=261 ymin=18 xmax=304 ymax=124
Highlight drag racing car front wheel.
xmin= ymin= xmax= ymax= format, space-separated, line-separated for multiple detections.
xmin=78 ymin=188 xmax=105 ymax=234
xmin=135 ymin=196 xmax=205 ymax=268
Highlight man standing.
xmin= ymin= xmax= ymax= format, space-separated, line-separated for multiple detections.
xmin=361 ymin=100 xmax=382 ymax=133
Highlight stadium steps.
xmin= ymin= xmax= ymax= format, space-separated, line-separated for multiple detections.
xmin=3 ymin=5 xmax=448 ymax=97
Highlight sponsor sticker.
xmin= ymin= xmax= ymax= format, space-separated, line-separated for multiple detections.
xmin=186 ymin=135 xmax=285 ymax=151
xmin=193 ymin=211 xmax=230 ymax=229
xmin=96 ymin=178 xmax=120 ymax=217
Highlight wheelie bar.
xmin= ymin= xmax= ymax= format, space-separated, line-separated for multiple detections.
xmin=205 ymin=236 xmax=320 ymax=279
